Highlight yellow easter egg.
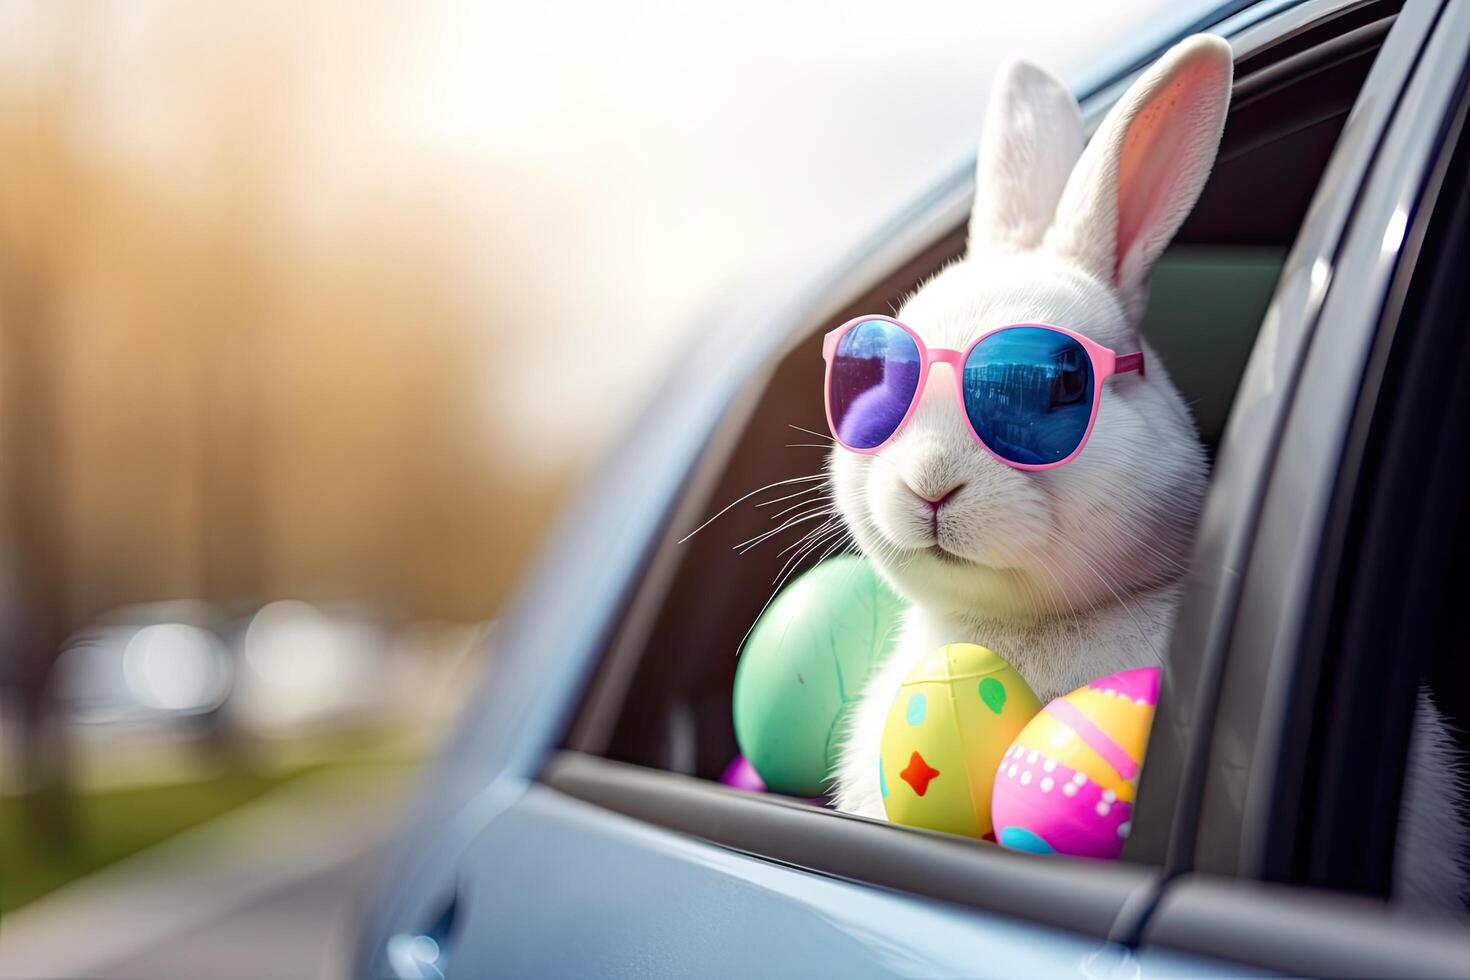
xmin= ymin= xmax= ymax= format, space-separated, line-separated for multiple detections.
xmin=879 ymin=643 xmax=1041 ymax=838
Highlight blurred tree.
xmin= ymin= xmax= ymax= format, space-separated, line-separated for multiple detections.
xmin=0 ymin=8 xmax=76 ymax=848
xmin=0 ymin=6 xmax=583 ymax=805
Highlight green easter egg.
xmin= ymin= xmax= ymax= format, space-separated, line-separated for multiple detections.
xmin=733 ymin=555 xmax=906 ymax=796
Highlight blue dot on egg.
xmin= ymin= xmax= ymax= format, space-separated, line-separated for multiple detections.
xmin=999 ymin=826 xmax=1055 ymax=854
xmin=879 ymin=757 xmax=888 ymax=798
xmin=905 ymin=692 xmax=927 ymax=726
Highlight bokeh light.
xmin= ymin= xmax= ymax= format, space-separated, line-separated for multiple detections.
xmin=121 ymin=623 xmax=231 ymax=714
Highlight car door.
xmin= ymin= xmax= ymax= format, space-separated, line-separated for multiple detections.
xmin=352 ymin=0 xmax=1462 ymax=975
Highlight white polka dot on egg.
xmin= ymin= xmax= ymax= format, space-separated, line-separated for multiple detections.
xmin=1040 ymin=777 xmax=1054 ymax=792
xmin=1096 ymin=801 xmax=1111 ymax=816
xmin=1063 ymin=782 xmax=1078 ymax=797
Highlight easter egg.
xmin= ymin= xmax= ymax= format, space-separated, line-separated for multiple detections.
xmin=719 ymin=755 xmax=766 ymax=793
xmin=991 ymin=667 xmax=1160 ymax=859
xmin=733 ymin=556 xmax=906 ymax=797
xmin=879 ymin=644 xmax=1041 ymax=838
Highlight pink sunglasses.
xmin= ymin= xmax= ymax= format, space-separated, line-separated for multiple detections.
xmin=822 ymin=316 xmax=1144 ymax=471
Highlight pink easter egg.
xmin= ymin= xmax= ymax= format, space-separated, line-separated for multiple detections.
xmin=990 ymin=667 xmax=1159 ymax=859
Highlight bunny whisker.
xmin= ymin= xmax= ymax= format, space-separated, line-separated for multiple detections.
xmin=776 ymin=528 xmax=849 ymax=589
xmin=806 ymin=534 xmax=852 ymax=574
xmin=755 ymin=482 xmax=826 ymax=509
xmin=783 ymin=529 xmax=844 ymax=570
xmin=1097 ymin=519 xmax=1192 ymax=579
xmin=1011 ymin=541 xmax=1065 ymax=623
xmin=787 ymin=423 xmax=834 ymax=443
xmin=734 ymin=509 xmax=830 ymax=554
xmin=781 ymin=515 xmax=844 ymax=556
xmin=1018 ymin=540 xmax=1081 ymax=622
xmin=768 ymin=492 xmax=834 ymax=521
xmin=773 ymin=518 xmax=845 ymax=574
xmin=679 ymin=473 xmax=825 ymax=544
xmin=776 ymin=518 xmax=841 ymax=559
xmin=1045 ymin=531 xmax=1162 ymax=663
xmin=736 ymin=523 xmax=853 ymax=655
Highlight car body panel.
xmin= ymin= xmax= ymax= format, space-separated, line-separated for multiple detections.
xmin=436 ymin=786 xmax=1258 ymax=978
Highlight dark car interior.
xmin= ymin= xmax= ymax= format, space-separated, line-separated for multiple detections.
xmin=566 ymin=0 xmax=1410 ymax=842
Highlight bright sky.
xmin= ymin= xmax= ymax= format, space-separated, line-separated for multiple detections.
xmin=402 ymin=1 xmax=1179 ymax=455
xmin=3 ymin=0 xmax=1184 ymax=465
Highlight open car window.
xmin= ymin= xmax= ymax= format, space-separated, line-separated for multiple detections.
xmin=550 ymin=0 xmax=1422 ymax=932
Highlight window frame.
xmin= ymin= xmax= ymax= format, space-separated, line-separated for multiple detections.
xmin=540 ymin=0 xmax=1433 ymax=951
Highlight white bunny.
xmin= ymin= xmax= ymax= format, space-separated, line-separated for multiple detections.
xmin=828 ymin=34 xmax=1466 ymax=909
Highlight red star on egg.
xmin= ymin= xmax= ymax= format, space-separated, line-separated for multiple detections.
xmin=900 ymin=751 xmax=940 ymax=797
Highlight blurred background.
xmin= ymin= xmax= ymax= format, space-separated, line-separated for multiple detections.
xmin=0 ymin=2 xmax=1171 ymax=976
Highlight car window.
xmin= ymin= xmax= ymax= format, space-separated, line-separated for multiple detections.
xmin=564 ymin=1 xmax=1394 ymax=876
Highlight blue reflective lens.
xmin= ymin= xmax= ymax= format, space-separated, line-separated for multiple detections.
xmin=962 ymin=327 xmax=1094 ymax=465
xmin=829 ymin=320 xmax=922 ymax=450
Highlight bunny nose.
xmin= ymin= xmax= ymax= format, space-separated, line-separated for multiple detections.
xmin=915 ymin=483 xmax=965 ymax=512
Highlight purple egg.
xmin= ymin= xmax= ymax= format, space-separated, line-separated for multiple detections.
xmin=720 ymin=754 xmax=767 ymax=793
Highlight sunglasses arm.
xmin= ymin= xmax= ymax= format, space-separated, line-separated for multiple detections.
xmin=1115 ymin=351 xmax=1146 ymax=377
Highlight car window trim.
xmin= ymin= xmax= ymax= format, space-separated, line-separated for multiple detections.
xmin=1194 ymin=0 xmax=1470 ymax=887
xmin=1127 ymin=0 xmax=1437 ymax=871
xmin=542 ymin=751 xmax=1160 ymax=943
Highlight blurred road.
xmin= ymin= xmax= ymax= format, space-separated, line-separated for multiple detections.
xmin=97 ymin=855 xmax=371 ymax=980
xmin=0 ymin=766 xmax=408 ymax=980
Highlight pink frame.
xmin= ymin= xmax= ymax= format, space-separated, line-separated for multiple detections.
xmin=821 ymin=315 xmax=1145 ymax=471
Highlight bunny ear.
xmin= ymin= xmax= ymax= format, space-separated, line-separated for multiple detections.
xmin=968 ymin=59 xmax=1085 ymax=256
xmin=1045 ymin=34 xmax=1233 ymax=325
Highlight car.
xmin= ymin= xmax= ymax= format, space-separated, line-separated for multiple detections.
xmin=354 ymin=0 xmax=1470 ymax=974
